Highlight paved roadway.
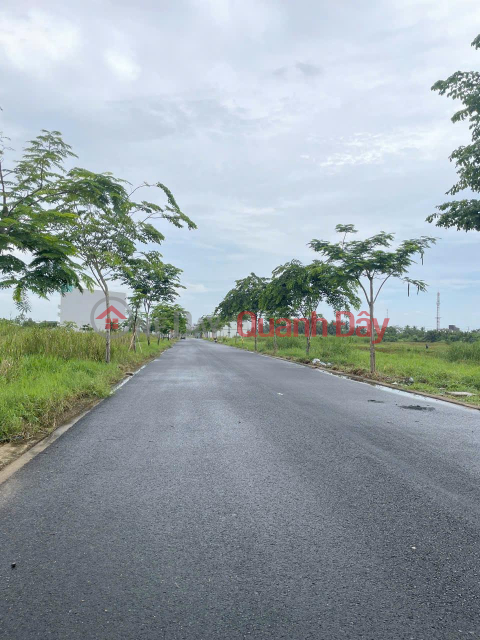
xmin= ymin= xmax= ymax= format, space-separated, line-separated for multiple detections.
xmin=1 ymin=339 xmax=480 ymax=639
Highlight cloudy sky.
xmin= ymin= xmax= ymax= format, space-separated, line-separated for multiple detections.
xmin=1 ymin=0 xmax=480 ymax=328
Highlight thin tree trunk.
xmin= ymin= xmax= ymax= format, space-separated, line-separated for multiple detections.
xmin=104 ymin=288 xmax=111 ymax=363
xmin=129 ymin=306 xmax=138 ymax=352
xmin=93 ymin=263 xmax=111 ymax=364
xmin=254 ymin=314 xmax=258 ymax=351
xmin=144 ymin=302 xmax=151 ymax=346
xmin=369 ymin=278 xmax=375 ymax=373
xmin=306 ymin=316 xmax=312 ymax=356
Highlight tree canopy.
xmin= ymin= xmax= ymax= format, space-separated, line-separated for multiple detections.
xmin=265 ymin=259 xmax=360 ymax=354
xmin=122 ymin=251 xmax=183 ymax=345
xmin=427 ymin=34 xmax=480 ymax=232
xmin=309 ymin=224 xmax=435 ymax=371
xmin=57 ymin=168 xmax=193 ymax=361
xmin=0 ymin=130 xmax=85 ymax=310
xmin=215 ymin=273 xmax=268 ymax=350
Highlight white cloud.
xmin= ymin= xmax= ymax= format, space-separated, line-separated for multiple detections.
xmin=104 ymin=50 xmax=140 ymax=81
xmin=313 ymin=126 xmax=462 ymax=170
xmin=0 ymin=10 xmax=80 ymax=75
xmin=184 ymin=283 xmax=209 ymax=294
xmin=0 ymin=0 xmax=479 ymax=326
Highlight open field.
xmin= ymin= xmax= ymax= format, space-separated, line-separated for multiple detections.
xmin=0 ymin=322 xmax=173 ymax=441
xmin=217 ymin=335 xmax=480 ymax=404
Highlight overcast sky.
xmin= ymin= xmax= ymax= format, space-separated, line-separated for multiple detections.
xmin=1 ymin=0 xmax=480 ymax=328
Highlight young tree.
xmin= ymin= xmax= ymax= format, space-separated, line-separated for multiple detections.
xmin=126 ymin=292 xmax=145 ymax=351
xmin=152 ymin=303 xmax=188 ymax=342
xmin=59 ymin=169 xmax=195 ymax=362
xmin=259 ymin=281 xmax=291 ymax=352
xmin=171 ymin=304 xmax=188 ymax=338
xmin=122 ymin=251 xmax=183 ymax=346
xmin=427 ymin=34 xmax=480 ymax=232
xmin=309 ymin=225 xmax=436 ymax=372
xmin=215 ymin=273 xmax=268 ymax=351
xmin=266 ymin=259 xmax=360 ymax=355
xmin=195 ymin=314 xmax=223 ymax=339
xmin=0 ymin=130 xmax=85 ymax=309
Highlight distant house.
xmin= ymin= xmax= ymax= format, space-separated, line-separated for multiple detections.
xmin=213 ymin=317 xmax=252 ymax=338
xmin=59 ymin=290 xmax=127 ymax=331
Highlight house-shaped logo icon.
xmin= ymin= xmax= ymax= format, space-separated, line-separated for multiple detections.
xmin=96 ymin=305 xmax=127 ymax=330
xmin=96 ymin=306 xmax=127 ymax=321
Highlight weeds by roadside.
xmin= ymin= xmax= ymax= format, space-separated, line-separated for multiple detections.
xmin=0 ymin=322 xmax=173 ymax=441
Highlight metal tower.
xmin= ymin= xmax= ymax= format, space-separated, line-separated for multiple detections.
xmin=436 ymin=292 xmax=441 ymax=331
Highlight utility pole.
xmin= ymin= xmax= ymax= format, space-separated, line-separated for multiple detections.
xmin=436 ymin=292 xmax=441 ymax=331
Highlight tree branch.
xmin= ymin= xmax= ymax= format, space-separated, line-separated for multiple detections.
xmin=358 ymin=279 xmax=370 ymax=305
xmin=373 ymin=275 xmax=391 ymax=303
xmin=0 ymin=159 xmax=7 ymax=215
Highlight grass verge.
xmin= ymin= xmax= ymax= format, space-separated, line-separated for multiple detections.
xmin=0 ymin=323 xmax=173 ymax=441
xmin=216 ymin=335 xmax=480 ymax=405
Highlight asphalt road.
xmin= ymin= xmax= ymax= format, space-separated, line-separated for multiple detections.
xmin=1 ymin=339 xmax=480 ymax=639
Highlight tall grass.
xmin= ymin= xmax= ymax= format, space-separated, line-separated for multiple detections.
xmin=0 ymin=320 xmax=131 ymax=362
xmin=0 ymin=321 xmax=172 ymax=442
xmin=445 ymin=341 xmax=480 ymax=364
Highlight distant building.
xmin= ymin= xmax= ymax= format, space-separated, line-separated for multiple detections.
xmin=448 ymin=324 xmax=460 ymax=332
xmin=207 ymin=317 xmax=252 ymax=338
xmin=59 ymin=290 xmax=128 ymax=331
xmin=215 ymin=320 xmax=238 ymax=338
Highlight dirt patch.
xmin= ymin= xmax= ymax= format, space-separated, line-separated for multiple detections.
xmin=400 ymin=405 xmax=435 ymax=411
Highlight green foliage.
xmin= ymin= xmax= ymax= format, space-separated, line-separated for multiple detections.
xmin=122 ymin=251 xmax=183 ymax=344
xmin=58 ymin=169 xmax=165 ymax=286
xmin=215 ymin=272 xmax=269 ymax=349
xmin=261 ymin=259 xmax=360 ymax=354
xmin=272 ymin=260 xmax=359 ymax=315
xmin=56 ymin=168 xmax=194 ymax=361
xmin=0 ymin=130 xmax=86 ymax=309
xmin=123 ymin=252 xmax=182 ymax=305
xmin=216 ymin=272 xmax=268 ymax=321
xmin=309 ymin=225 xmax=436 ymax=371
xmin=193 ymin=314 xmax=223 ymax=336
xmin=427 ymin=35 xmax=480 ymax=231
xmin=152 ymin=303 xmax=188 ymax=337
xmin=445 ymin=341 xmax=480 ymax=364
xmin=309 ymin=225 xmax=435 ymax=295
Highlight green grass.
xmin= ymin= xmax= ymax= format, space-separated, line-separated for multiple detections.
xmin=0 ymin=322 xmax=173 ymax=441
xmin=217 ymin=335 xmax=480 ymax=404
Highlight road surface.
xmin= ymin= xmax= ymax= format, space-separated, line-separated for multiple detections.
xmin=1 ymin=339 xmax=480 ymax=639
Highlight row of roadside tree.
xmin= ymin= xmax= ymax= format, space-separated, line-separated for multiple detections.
xmin=0 ymin=130 xmax=195 ymax=362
